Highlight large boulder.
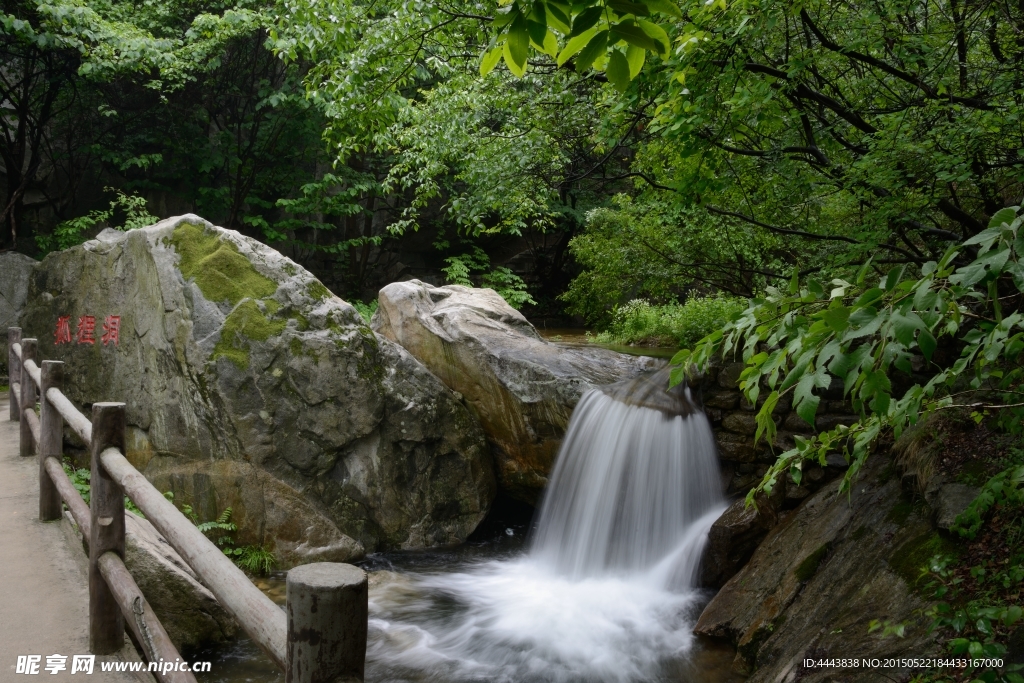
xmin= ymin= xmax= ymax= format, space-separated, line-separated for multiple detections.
xmin=372 ymin=280 xmax=658 ymax=503
xmin=21 ymin=216 xmax=495 ymax=565
xmin=1 ymin=251 xmax=37 ymax=376
xmin=694 ymin=455 xmax=943 ymax=681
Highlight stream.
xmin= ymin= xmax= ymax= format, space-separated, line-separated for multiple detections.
xmin=193 ymin=379 xmax=746 ymax=683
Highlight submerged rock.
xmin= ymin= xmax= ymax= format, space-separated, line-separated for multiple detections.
xmin=372 ymin=280 xmax=657 ymax=503
xmin=695 ymin=455 xmax=943 ymax=681
xmin=21 ymin=216 xmax=494 ymax=564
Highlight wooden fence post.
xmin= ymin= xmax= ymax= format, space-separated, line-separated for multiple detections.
xmin=286 ymin=563 xmax=368 ymax=683
xmin=40 ymin=360 xmax=65 ymax=521
xmin=89 ymin=402 xmax=126 ymax=655
xmin=8 ymin=326 xmax=20 ymax=420
xmin=19 ymin=337 xmax=37 ymax=457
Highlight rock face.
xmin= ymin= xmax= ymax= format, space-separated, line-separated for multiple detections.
xmin=0 ymin=251 xmax=37 ymax=376
xmin=694 ymin=455 xmax=943 ymax=682
xmin=21 ymin=216 xmax=494 ymax=565
xmin=372 ymin=280 xmax=658 ymax=503
xmin=124 ymin=512 xmax=238 ymax=650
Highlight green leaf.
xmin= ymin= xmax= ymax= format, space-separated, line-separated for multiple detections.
xmin=480 ymin=45 xmax=503 ymax=76
xmin=527 ymin=19 xmax=548 ymax=46
xmin=608 ymin=0 xmax=651 ymax=15
xmin=822 ymin=306 xmax=851 ymax=333
xmin=605 ymin=49 xmax=631 ymax=90
xmin=610 ymin=20 xmax=662 ymax=52
xmin=989 ymin=207 xmax=1018 ymax=229
xmin=570 ymin=6 xmax=603 ymax=36
xmin=503 ymin=41 xmax=527 ymax=76
xmin=558 ymin=27 xmax=598 ymax=65
xmin=574 ymin=29 xmax=608 ymax=71
xmin=505 ymin=13 xmax=530 ymax=74
xmin=546 ymin=2 xmax=572 ymax=32
xmin=891 ymin=311 xmax=924 ymax=346
xmin=643 ymin=0 xmax=682 ymax=16
xmin=884 ymin=265 xmax=906 ymax=291
xmin=625 ymin=43 xmax=645 ymax=78
xmin=636 ymin=19 xmax=670 ymax=56
xmin=918 ymin=329 xmax=936 ymax=361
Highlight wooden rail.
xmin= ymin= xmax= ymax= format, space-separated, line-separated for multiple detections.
xmin=8 ymin=327 xmax=368 ymax=683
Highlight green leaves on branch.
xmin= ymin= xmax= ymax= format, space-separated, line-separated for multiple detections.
xmin=481 ymin=0 xmax=677 ymax=89
xmin=671 ymin=205 xmax=1024 ymax=503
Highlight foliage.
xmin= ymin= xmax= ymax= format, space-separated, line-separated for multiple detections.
xmin=172 ymin=494 xmax=277 ymax=575
xmin=443 ymin=246 xmax=537 ymax=309
xmin=673 ymin=205 xmax=1024 ymax=503
xmin=593 ymin=295 xmax=745 ymax=348
xmin=563 ymin=195 xmax=777 ymax=326
xmin=483 ymin=0 xmax=1024 ymax=277
xmin=35 ymin=188 xmax=158 ymax=253
xmin=62 ymin=458 xmax=143 ymax=517
xmin=954 ymin=466 xmax=1024 ymax=540
xmin=352 ymin=300 xmax=378 ymax=323
xmin=227 ymin=544 xmax=277 ymax=575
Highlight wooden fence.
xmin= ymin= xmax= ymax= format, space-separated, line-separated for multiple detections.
xmin=7 ymin=327 xmax=368 ymax=683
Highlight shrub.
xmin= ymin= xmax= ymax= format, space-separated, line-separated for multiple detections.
xmin=594 ymin=296 xmax=746 ymax=348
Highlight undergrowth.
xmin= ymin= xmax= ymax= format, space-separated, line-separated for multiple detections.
xmin=63 ymin=462 xmax=277 ymax=576
xmin=592 ymin=295 xmax=745 ymax=348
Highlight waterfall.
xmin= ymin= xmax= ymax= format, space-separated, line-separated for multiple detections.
xmin=530 ymin=386 xmax=724 ymax=585
xmin=364 ymin=370 xmax=730 ymax=683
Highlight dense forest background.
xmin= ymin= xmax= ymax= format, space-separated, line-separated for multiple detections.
xmin=5 ymin=0 xmax=1020 ymax=327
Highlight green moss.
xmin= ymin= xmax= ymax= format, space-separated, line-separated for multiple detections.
xmin=289 ymin=311 xmax=309 ymax=331
xmin=282 ymin=263 xmax=297 ymax=276
xmin=213 ymin=300 xmax=287 ymax=370
xmin=263 ymin=299 xmax=280 ymax=315
xmin=795 ymin=543 xmax=831 ymax=582
xmin=850 ymin=526 xmax=870 ymax=541
xmin=887 ymin=498 xmax=916 ymax=525
xmin=289 ymin=338 xmax=303 ymax=356
xmin=306 ymin=280 xmax=331 ymax=302
xmin=889 ymin=531 xmax=961 ymax=592
xmin=169 ymin=222 xmax=278 ymax=305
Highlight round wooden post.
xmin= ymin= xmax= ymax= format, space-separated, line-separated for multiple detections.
xmin=286 ymin=563 xmax=368 ymax=683
xmin=89 ymin=403 xmax=126 ymax=655
xmin=8 ymin=326 xmax=20 ymax=420
xmin=40 ymin=361 xmax=65 ymax=521
xmin=19 ymin=337 xmax=36 ymax=457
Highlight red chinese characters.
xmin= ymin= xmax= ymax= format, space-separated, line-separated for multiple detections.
xmin=55 ymin=314 xmax=121 ymax=346
xmin=54 ymin=316 xmax=72 ymax=345
xmin=76 ymin=315 xmax=96 ymax=344
xmin=101 ymin=315 xmax=121 ymax=346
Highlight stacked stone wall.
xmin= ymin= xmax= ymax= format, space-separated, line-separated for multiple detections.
xmin=698 ymin=362 xmax=856 ymax=505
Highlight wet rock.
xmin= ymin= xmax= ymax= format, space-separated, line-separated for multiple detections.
xmin=695 ymin=455 xmax=942 ymax=682
xmin=931 ymin=483 xmax=979 ymax=531
xmin=721 ymin=413 xmax=758 ymax=435
xmin=372 ymin=279 xmax=656 ymax=503
xmin=700 ymin=489 xmax=783 ymax=589
xmin=21 ymin=216 xmax=494 ymax=564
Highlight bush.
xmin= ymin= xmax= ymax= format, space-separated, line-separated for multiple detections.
xmin=594 ymin=296 xmax=746 ymax=348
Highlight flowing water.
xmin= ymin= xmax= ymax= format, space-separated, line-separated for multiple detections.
xmin=198 ymin=382 xmax=740 ymax=683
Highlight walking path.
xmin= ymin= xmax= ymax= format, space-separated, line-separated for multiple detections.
xmin=0 ymin=396 xmax=149 ymax=682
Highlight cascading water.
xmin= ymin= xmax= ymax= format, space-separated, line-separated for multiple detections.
xmin=364 ymin=370 xmax=730 ymax=683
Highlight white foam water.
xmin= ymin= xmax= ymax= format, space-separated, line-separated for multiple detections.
xmin=366 ymin=389 xmax=727 ymax=683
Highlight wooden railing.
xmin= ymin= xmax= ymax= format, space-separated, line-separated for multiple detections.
xmin=7 ymin=327 xmax=369 ymax=683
